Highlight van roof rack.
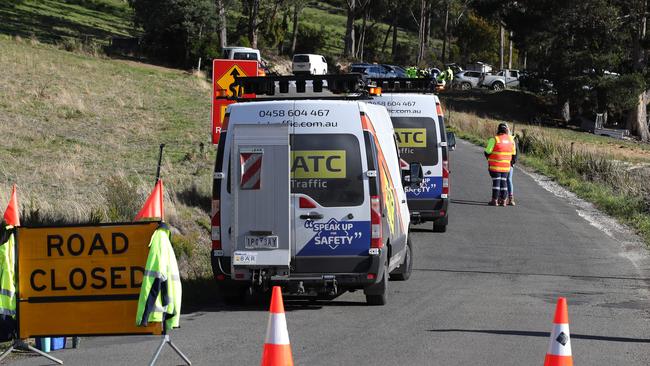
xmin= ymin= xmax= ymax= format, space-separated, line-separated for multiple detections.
xmin=221 ymin=74 xmax=368 ymax=101
xmin=366 ymin=78 xmax=437 ymax=93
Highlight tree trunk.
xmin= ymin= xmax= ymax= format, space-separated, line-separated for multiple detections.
xmin=627 ymin=91 xmax=650 ymax=142
xmin=344 ymin=0 xmax=356 ymax=57
xmin=381 ymin=23 xmax=392 ymax=54
xmin=248 ymin=0 xmax=260 ymax=48
xmin=560 ymin=98 xmax=570 ymax=123
xmin=499 ymin=25 xmax=504 ymax=70
xmin=442 ymin=1 xmax=449 ymax=63
xmin=523 ymin=51 xmax=527 ymax=69
xmin=425 ymin=0 xmax=431 ymax=47
xmin=391 ymin=8 xmax=398 ymax=61
xmin=358 ymin=8 xmax=368 ymax=60
xmin=417 ymin=0 xmax=426 ymax=64
xmin=217 ymin=0 xmax=227 ymax=48
xmin=508 ymin=31 xmax=513 ymax=69
xmin=291 ymin=4 xmax=299 ymax=54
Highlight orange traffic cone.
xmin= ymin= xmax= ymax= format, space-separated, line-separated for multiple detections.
xmin=261 ymin=286 xmax=293 ymax=366
xmin=134 ymin=180 xmax=164 ymax=221
xmin=544 ymin=297 xmax=573 ymax=366
xmin=3 ymin=184 xmax=20 ymax=227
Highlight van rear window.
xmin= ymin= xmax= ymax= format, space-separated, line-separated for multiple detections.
xmin=233 ymin=52 xmax=258 ymax=60
xmin=291 ymin=134 xmax=363 ymax=207
xmin=293 ymin=55 xmax=309 ymax=62
xmin=391 ymin=117 xmax=439 ymax=166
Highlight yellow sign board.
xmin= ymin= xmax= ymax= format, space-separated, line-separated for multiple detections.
xmin=394 ymin=128 xmax=427 ymax=148
xmin=17 ymin=222 xmax=162 ymax=338
xmin=216 ymin=64 xmax=248 ymax=96
xmin=291 ymin=150 xmax=346 ymax=179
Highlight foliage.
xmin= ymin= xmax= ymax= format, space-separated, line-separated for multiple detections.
xmin=455 ymin=12 xmax=499 ymax=66
xmin=129 ymin=0 xmax=218 ymax=66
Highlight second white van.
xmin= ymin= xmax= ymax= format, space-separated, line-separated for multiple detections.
xmin=292 ymin=54 xmax=328 ymax=75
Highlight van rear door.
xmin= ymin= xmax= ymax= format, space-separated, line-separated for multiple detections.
xmin=231 ymin=123 xmax=291 ymax=270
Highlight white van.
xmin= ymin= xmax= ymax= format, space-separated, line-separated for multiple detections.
xmin=222 ymin=46 xmax=261 ymax=62
xmin=292 ymin=54 xmax=328 ymax=75
xmin=211 ymin=78 xmax=419 ymax=305
xmin=368 ymin=80 xmax=456 ymax=232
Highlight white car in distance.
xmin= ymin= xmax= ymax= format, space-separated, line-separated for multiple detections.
xmin=292 ymin=54 xmax=328 ymax=75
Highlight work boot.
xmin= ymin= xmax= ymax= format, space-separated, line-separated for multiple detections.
xmin=498 ymin=199 xmax=507 ymax=206
xmin=507 ymin=196 xmax=516 ymax=206
xmin=488 ymin=199 xmax=498 ymax=206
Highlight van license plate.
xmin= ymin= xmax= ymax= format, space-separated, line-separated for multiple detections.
xmin=245 ymin=236 xmax=279 ymax=249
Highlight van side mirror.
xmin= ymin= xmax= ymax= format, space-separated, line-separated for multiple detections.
xmin=446 ymin=132 xmax=457 ymax=151
xmin=403 ymin=162 xmax=424 ymax=188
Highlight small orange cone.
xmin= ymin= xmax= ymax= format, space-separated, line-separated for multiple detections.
xmin=544 ymin=297 xmax=573 ymax=366
xmin=261 ymin=286 xmax=293 ymax=366
xmin=3 ymin=184 xmax=20 ymax=227
xmin=134 ymin=180 xmax=164 ymax=221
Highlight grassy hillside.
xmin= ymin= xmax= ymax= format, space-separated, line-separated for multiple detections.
xmin=0 ymin=35 xmax=214 ymax=278
xmin=0 ymin=0 xmax=134 ymax=43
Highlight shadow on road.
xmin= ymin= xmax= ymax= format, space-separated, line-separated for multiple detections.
xmin=450 ymin=199 xmax=488 ymax=206
xmin=413 ymin=268 xmax=650 ymax=282
xmin=427 ymin=329 xmax=650 ymax=343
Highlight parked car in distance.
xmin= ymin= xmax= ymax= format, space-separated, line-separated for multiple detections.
xmin=351 ymin=63 xmax=404 ymax=79
xmin=519 ymin=70 xmax=555 ymax=95
xmin=292 ymin=54 xmax=328 ymax=75
xmin=454 ymin=71 xmax=484 ymax=90
xmin=381 ymin=64 xmax=408 ymax=78
xmin=479 ymin=69 xmax=520 ymax=91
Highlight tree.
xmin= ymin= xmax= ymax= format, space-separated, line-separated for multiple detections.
xmin=215 ymin=0 xmax=233 ymax=48
xmin=290 ymin=0 xmax=309 ymax=54
xmin=129 ymin=0 xmax=218 ymax=66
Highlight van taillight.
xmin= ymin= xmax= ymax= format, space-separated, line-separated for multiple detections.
xmin=442 ymin=160 xmax=449 ymax=198
xmin=436 ymin=103 xmax=443 ymax=117
xmin=211 ymin=199 xmax=221 ymax=250
xmin=299 ymin=196 xmax=317 ymax=209
xmin=370 ymin=196 xmax=383 ymax=249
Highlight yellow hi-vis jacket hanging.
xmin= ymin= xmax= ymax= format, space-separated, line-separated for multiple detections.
xmin=0 ymin=225 xmax=16 ymax=320
xmin=485 ymin=134 xmax=516 ymax=173
xmin=136 ymin=223 xmax=181 ymax=330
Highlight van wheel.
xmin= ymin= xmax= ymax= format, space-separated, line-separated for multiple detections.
xmin=365 ymin=262 xmax=388 ymax=305
xmin=433 ymin=220 xmax=447 ymax=233
xmin=390 ymin=238 xmax=413 ymax=281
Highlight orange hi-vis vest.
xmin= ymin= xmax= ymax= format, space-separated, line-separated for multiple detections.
xmin=488 ymin=134 xmax=515 ymax=173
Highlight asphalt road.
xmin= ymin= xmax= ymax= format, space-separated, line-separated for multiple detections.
xmin=9 ymin=139 xmax=650 ymax=365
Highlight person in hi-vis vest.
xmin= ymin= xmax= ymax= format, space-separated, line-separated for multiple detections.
xmin=0 ymin=221 xmax=16 ymax=341
xmin=136 ymin=222 xmax=181 ymax=331
xmin=484 ymin=123 xmax=517 ymax=206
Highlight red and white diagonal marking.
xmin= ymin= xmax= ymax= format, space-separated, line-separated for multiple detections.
xmin=240 ymin=152 xmax=262 ymax=190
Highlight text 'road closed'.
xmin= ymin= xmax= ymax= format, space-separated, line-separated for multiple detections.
xmin=18 ymin=223 xmax=158 ymax=297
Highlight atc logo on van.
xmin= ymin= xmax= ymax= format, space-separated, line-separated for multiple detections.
xmin=305 ymin=218 xmax=362 ymax=250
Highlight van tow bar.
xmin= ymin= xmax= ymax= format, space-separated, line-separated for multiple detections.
xmin=323 ymin=276 xmax=338 ymax=296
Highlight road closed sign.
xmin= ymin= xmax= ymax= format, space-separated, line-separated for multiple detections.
xmin=16 ymin=222 xmax=162 ymax=338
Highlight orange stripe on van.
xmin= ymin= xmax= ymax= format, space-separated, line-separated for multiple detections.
xmin=362 ymin=112 xmax=404 ymax=237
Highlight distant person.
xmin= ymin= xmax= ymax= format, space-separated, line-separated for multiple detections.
xmin=505 ymin=124 xmax=517 ymax=206
xmin=484 ymin=123 xmax=517 ymax=206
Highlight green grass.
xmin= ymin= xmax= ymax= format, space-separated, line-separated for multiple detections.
xmin=0 ymin=0 xmax=135 ymax=44
xmin=0 ymin=35 xmax=214 ymax=278
xmin=448 ymin=110 xmax=650 ymax=246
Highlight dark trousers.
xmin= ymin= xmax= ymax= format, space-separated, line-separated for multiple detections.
xmin=490 ymin=171 xmax=509 ymax=200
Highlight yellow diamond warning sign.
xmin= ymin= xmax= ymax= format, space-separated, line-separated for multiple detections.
xmin=217 ymin=64 xmax=248 ymax=96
